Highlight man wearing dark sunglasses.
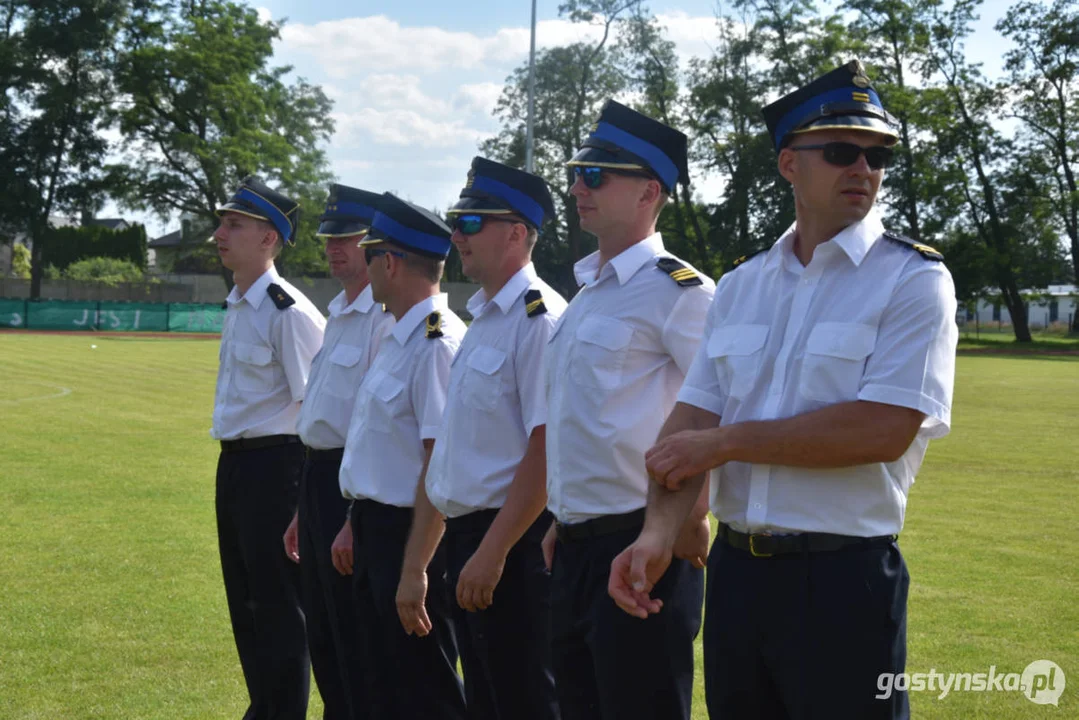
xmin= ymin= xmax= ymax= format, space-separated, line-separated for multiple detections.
xmin=396 ymin=157 xmax=567 ymax=720
xmin=610 ymin=61 xmax=958 ymax=720
xmin=543 ymin=100 xmax=716 ymax=720
xmin=335 ymin=193 xmax=468 ymax=719
xmin=282 ymin=184 xmax=394 ymax=720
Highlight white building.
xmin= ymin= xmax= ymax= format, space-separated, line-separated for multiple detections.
xmin=961 ymin=285 xmax=1078 ymax=330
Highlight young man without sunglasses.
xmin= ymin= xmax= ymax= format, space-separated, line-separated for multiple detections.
xmin=609 ymin=60 xmax=959 ymax=720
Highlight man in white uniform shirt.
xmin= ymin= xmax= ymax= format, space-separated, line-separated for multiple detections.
xmin=282 ymin=184 xmax=393 ymax=720
xmin=609 ymin=62 xmax=958 ymax=720
xmin=405 ymin=157 xmax=565 ymax=720
xmin=542 ymin=101 xmax=716 ymax=720
xmin=336 ymin=193 xmax=468 ymax=719
xmin=210 ymin=176 xmax=326 ymax=720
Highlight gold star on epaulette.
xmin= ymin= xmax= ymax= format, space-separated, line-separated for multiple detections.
xmin=267 ymin=283 xmax=295 ymax=309
xmin=524 ymin=289 xmax=547 ymax=318
xmin=656 ymin=257 xmax=703 ymax=287
xmin=426 ymin=311 xmax=444 ymax=339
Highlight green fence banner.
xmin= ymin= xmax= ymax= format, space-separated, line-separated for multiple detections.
xmin=0 ymin=299 xmax=225 ymax=333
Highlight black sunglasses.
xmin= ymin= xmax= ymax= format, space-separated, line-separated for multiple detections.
xmin=788 ymin=142 xmax=894 ymax=170
xmin=364 ymin=246 xmax=406 ymax=263
xmin=572 ymin=166 xmax=655 ymax=189
xmin=452 ymin=214 xmax=523 ymax=236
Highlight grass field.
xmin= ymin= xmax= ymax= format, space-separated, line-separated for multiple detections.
xmin=1 ymin=332 xmax=1076 ymax=719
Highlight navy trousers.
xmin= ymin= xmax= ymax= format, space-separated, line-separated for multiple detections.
xmin=704 ymin=536 xmax=910 ymax=719
xmin=349 ymin=499 xmax=466 ymax=720
xmin=550 ymin=521 xmax=704 ymax=720
xmin=216 ymin=442 xmax=310 ymax=720
xmin=298 ymin=448 xmax=371 ymax=720
xmin=443 ymin=510 xmax=560 ymax=720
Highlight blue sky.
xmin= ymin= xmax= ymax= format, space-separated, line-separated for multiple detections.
xmin=118 ymin=0 xmax=1016 ymax=238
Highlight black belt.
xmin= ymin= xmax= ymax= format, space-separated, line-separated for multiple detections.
xmin=444 ymin=508 xmax=499 ymax=534
xmin=556 ymin=509 xmax=645 ymax=543
xmin=304 ymin=446 xmax=345 ymax=461
xmin=219 ymin=434 xmax=301 ymax=453
xmin=717 ymin=522 xmax=896 ymax=558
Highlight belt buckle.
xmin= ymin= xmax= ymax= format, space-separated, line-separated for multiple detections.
xmin=748 ymin=533 xmax=773 ymax=558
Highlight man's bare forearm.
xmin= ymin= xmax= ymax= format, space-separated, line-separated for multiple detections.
xmin=644 ymin=403 xmax=719 ymax=544
xmin=718 ymin=400 xmax=924 ymax=469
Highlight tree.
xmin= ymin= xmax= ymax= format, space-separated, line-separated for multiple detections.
xmin=617 ymin=8 xmax=711 ymax=273
xmin=12 ymin=243 xmax=31 ymax=279
xmin=923 ymin=0 xmax=1036 ymax=342
xmin=109 ymin=0 xmax=335 ymax=285
xmin=843 ymin=0 xmax=940 ymax=241
xmin=0 ymin=0 xmax=126 ymax=299
xmin=998 ymin=0 xmax=1079 ymax=329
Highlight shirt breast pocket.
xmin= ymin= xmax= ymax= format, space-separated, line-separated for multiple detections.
xmin=707 ymin=324 xmax=768 ymax=400
xmin=233 ymin=342 xmax=275 ymax=393
xmin=571 ymin=316 xmax=634 ymax=390
xmin=801 ymin=323 xmax=877 ymax=402
xmin=368 ymin=371 xmax=407 ymax=419
xmin=461 ymin=345 xmax=507 ymax=411
xmin=327 ymin=344 xmax=365 ymax=398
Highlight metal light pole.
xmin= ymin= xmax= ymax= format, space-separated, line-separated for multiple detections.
xmin=525 ymin=0 xmax=538 ymax=173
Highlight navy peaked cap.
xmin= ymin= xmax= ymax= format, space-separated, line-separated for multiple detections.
xmin=762 ymin=59 xmax=900 ymax=151
xmin=447 ymin=157 xmax=555 ymax=228
xmin=216 ymin=176 xmax=300 ymax=245
xmin=360 ymin=193 xmax=453 ymax=259
xmin=318 ymin=184 xmax=381 ymax=238
xmin=568 ymin=100 xmax=688 ymax=191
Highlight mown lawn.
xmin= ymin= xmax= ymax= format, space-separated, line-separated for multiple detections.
xmin=0 ymin=333 xmax=1075 ymax=718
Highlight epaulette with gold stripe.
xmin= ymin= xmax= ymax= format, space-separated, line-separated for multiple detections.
xmin=656 ymin=257 xmax=703 ymax=287
xmin=425 ymin=311 xmax=444 ymax=339
xmin=883 ymin=232 xmax=944 ymax=261
xmin=523 ymin=289 xmax=547 ymax=318
xmin=729 ymin=249 xmax=764 ymax=272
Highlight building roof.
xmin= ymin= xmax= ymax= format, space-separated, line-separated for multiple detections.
xmin=85 ymin=218 xmax=130 ymax=230
xmin=149 ymin=230 xmax=183 ymax=248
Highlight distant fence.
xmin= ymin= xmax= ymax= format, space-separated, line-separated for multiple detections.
xmin=0 ymin=298 xmax=225 ymax=333
xmin=0 ymin=277 xmax=195 ymax=303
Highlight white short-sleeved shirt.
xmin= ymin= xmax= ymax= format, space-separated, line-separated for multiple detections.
xmin=426 ymin=264 xmax=567 ymax=518
xmin=678 ymin=210 xmax=958 ymax=537
xmin=545 ymin=233 xmax=716 ymax=524
xmin=338 ymin=294 xmax=466 ymax=507
xmin=212 ymin=266 xmax=326 ymax=440
xmin=297 ymin=286 xmax=395 ymax=450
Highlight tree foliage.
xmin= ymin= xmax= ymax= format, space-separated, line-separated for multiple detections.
xmin=108 ymin=0 xmax=335 ymax=280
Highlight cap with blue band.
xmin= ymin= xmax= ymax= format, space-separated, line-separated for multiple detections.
xmin=216 ymin=176 xmax=300 ymax=245
xmin=360 ymin=192 xmax=452 ymax=259
xmin=590 ymin=122 xmax=679 ymax=191
xmin=447 ymin=157 xmax=556 ymax=229
xmin=762 ymin=60 xmax=899 ymax=151
xmin=567 ymin=99 xmax=689 ymax=192
xmin=317 ymin=184 xmax=383 ymax=238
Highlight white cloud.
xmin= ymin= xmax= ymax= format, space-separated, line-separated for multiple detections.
xmin=453 ymin=82 xmax=504 ymax=116
xmin=255 ymin=6 xmax=272 ymax=24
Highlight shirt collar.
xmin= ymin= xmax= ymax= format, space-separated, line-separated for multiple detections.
xmin=329 ymin=285 xmax=376 ymax=317
xmin=392 ymin=293 xmax=449 ymax=344
xmin=831 ymin=209 xmax=884 ymax=266
xmin=573 ymin=232 xmax=665 ymax=287
xmin=466 ymin=263 xmax=538 ymax=318
xmin=227 ymin=266 xmax=279 ymax=309
xmin=769 ymin=209 xmax=885 ymax=270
